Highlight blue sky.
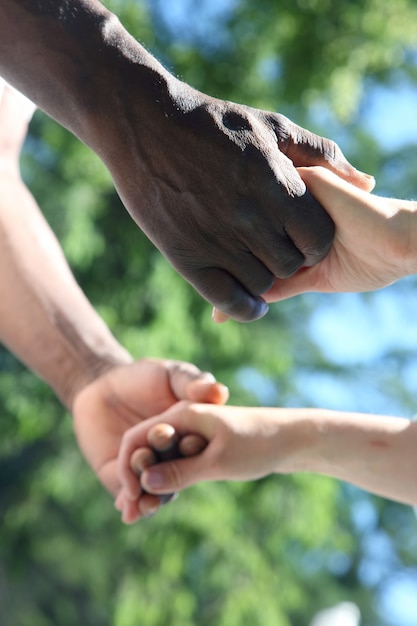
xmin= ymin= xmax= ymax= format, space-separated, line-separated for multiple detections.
xmin=156 ymin=2 xmax=417 ymax=624
xmin=294 ymin=78 xmax=417 ymax=626
xmin=365 ymin=82 xmax=417 ymax=151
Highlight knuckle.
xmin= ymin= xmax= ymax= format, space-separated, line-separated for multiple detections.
xmin=167 ymin=360 xmax=201 ymax=386
xmin=221 ymin=107 xmax=253 ymax=133
xmin=321 ymin=137 xmax=343 ymax=165
xmin=274 ymin=255 xmax=304 ymax=279
xmin=300 ymin=226 xmax=335 ymax=265
xmin=268 ymin=113 xmax=292 ymax=152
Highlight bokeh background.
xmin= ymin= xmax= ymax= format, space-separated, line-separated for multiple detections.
xmin=1 ymin=1 xmax=417 ymax=624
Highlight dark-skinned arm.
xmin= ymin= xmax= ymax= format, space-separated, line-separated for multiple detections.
xmin=0 ymin=0 xmax=374 ymax=321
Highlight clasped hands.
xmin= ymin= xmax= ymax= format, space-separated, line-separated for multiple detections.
xmin=112 ymin=167 xmax=417 ymax=522
xmin=72 ymin=358 xmax=229 ymax=522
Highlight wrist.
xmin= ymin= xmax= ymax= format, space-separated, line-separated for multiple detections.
xmin=267 ymin=410 xmax=320 ymax=475
xmin=402 ymin=201 xmax=417 ymax=275
xmin=381 ymin=198 xmax=417 ymax=279
xmin=64 ymin=340 xmax=133 ymax=414
xmin=77 ymin=12 xmax=181 ymax=159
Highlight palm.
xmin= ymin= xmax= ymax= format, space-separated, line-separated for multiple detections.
xmin=72 ymin=359 xmax=225 ymax=497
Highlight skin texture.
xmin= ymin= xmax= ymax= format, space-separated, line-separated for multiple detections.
xmin=117 ymin=173 xmax=417 ymax=519
xmin=0 ymin=84 xmax=131 ymax=409
xmin=0 ymin=0 xmax=374 ymax=321
xmin=265 ymin=167 xmax=417 ymax=301
xmin=115 ymin=423 xmax=207 ymax=519
xmin=117 ymin=404 xmax=417 ymax=509
xmin=212 ymin=166 xmax=417 ymax=321
xmin=0 ymin=83 xmax=228 ymax=519
xmin=74 ymin=361 xmax=228 ymax=519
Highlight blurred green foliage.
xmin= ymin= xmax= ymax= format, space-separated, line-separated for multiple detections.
xmin=1 ymin=1 xmax=417 ymax=625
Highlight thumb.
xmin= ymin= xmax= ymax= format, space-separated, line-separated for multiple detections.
xmin=297 ymin=166 xmax=379 ymax=227
xmin=186 ymin=379 xmax=229 ymax=405
xmin=264 ymin=266 xmax=323 ymax=302
xmin=166 ymin=361 xmax=228 ymax=404
xmin=272 ymin=114 xmax=375 ymax=192
xmin=141 ymin=455 xmax=206 ymax=494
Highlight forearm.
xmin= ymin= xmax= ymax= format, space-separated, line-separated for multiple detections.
xmin=0 ymin=172 xmax=132 ymax=410
xmin=118 ymin=404 xmax=417 ymax=505
xmin=0 ymin=0 xmax=175 ymax=152
xmin=282 ymin=409 xmax=417 ymax=504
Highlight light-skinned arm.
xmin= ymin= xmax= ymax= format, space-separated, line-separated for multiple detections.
xmin=117 ymin=403 xmax=417 ymax=507
xmin=0 ymin=84 xmax=228 ymax=518
xmin=0 ymin=85 xmax=132 ymax=409
xmin=0 ymin=0 xmax=374 ymax=322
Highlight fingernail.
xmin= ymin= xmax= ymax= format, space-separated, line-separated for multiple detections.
xmin=255 ymin=300 xmax=269 ymax=319
xmin=142 ymin=504 xmax=159 ymax=519
xmin=212 ymin=308 xmax=229 ymax=323
xmin=144 ymin=469 xmax=163 ymax=490
xmin=357 ymin=172 xmax=376 ymax=191
xmin=194 ymin=379 xmax=217 ymax=393
xmin=121 ymin=506 xmax=130 ymax=525
xmin=357 ymin=171 xmax=374 ymax=180
xmin=199 ymin=371 xmax=216 ymax=383
xmin=126 ymin=487 xmax=140 ymax=501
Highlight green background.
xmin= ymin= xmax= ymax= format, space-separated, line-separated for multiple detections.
xmin=1 ymin=1 xmax=417 ymax=624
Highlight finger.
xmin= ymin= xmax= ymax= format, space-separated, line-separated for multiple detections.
xmin=117 ymin=492 xmax=140 ymax=523
xmin=185 ymin=380 xmax=229 ymax=405
xmin=141 ymin=426 xmax=209 ymax=494
xmin=256 ymin=173 xmax=335 ymax=268
xmin=131 ymin=447 xmax=175 ymax=505
xmin=242 ymin=228 xmax=306 ymax=278
xmin=130 ymin=447 xmax=157 ymax=472
xmin=131 ymin=439 xmax=176 ymax=505
xmin=216 ymin=250 xmax=275 ymax=297
xmin=191 ymin=266 xmax=269 ymax=322
xmin=166 ymin=361 xmax=228 ymax=404
xmin=133 ymin=427 xmax=206 ymax=506
xmin=297 ymin=165 xmax=373 ymax=212
xmin=212 ymin=307 xmax=229 ymax=324
xmin=119 ymin=429 xmax=155 ymax=500
xmin=264 ymin=265 xmax=324 ymax=302
xmin=284 ymin=187 xmax=335 ymax=267
xmin=150 ymin=426 xmax=208 ymax=459
xmin=147 ymin=423 xmax=181 ymax=503
xmin=121 ymin=500 xmax=141 ymax=524
xmin=138 ymin=493 xmax=162 ymax=518
xmin=120 ymin=493 xmax=141 ymax=524
xmin=271 ymin=114 xmax=375 ymax=191
xmin=120 ymin=491 xmax=161 ymax=524
xmin=141 ymin=455 xmax=207 ymax=494
xmin=179 ymin=433 xmax=208 ymax=457
xmin=147 ymin=423 xmax=179 ymax=460
xmin=119 ymin=409 xmax=213 ymax=499
xmin=139 ymin=423 xmax=211 ymax=495
xmin=234 ymin=163 xmax=333 ymax=273
xmin=149 ymin=425 xmax=208 ymax=458
xmin=125 ymin=446 xmax=155 ymax=501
